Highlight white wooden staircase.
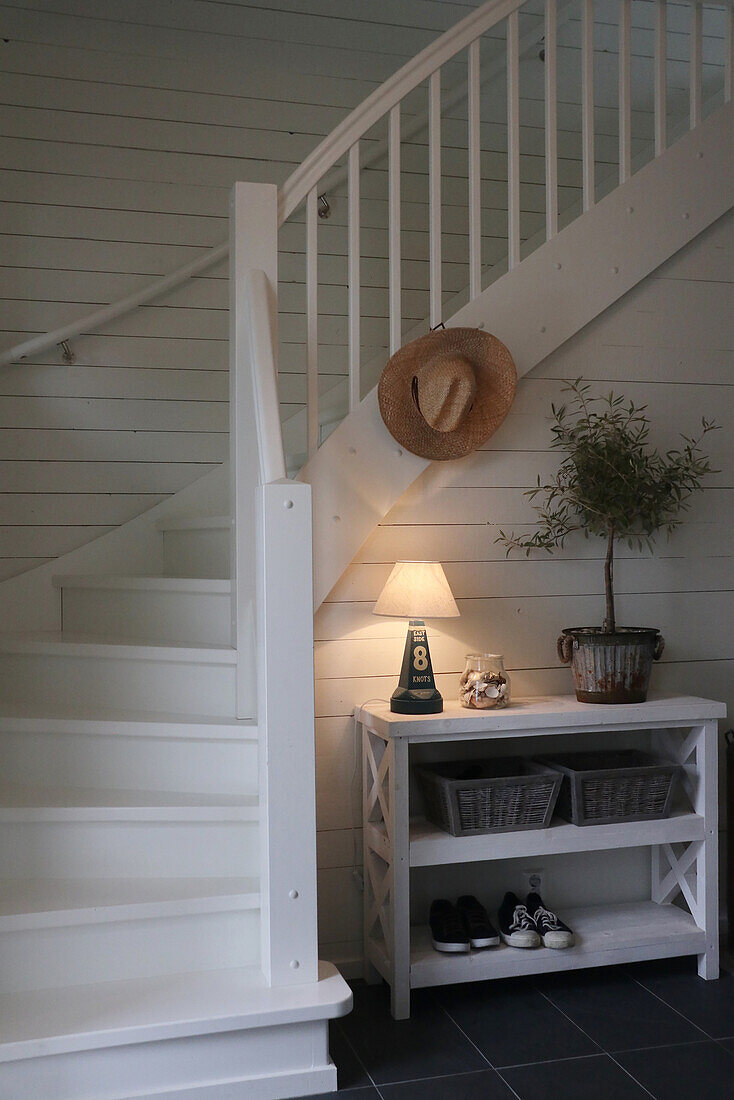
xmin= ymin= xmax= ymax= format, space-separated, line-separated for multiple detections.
xmin=0 ymin=0 xmax=732 ymax=1097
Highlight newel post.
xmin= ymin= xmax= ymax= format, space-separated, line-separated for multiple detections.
xmin=257 ymin=478 xmax=319 ymax=985
xmin=229 ymin=182 xmax=278 ymax=717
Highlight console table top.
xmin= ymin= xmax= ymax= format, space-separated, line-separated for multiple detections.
xmin=355 ymin=693 xmax=726 ymax=740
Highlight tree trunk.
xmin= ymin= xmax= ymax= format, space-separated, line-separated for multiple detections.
xmin=603 ymin=525 xmax=615 ymax=632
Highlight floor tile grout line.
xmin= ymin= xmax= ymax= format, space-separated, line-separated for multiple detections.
xmin=430 ymin=987 xmax=495 ymax=1071
xmin=627 ymin=969 xmax=714 ymax=1040
xmin=535 ymin=986 xmax=604 ymax=1055
xmin=604 ymin=1050 xmax=658 ymax=1100
xmin=333 ymin=1017 xmax=385 ymax=1098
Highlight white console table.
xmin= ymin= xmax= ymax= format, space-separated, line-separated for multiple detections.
xmin=357 ymin=694 xmax=725 ymax=1019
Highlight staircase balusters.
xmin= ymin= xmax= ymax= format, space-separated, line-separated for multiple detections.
xmin=655 ymin=0 xmax=667 ymax=155
xmin=507 ymin=9 xmax=520 ymax=270
xmin=690 ymin=2 xmax=703 ymax=128
xmin=306 ymin=187 xmax=319 ymax=458
xmin=429 ymin=70 xmax=443 ymax=328
xmin=389 ymin=106 xmax=402 ymax=356
xmin=545 ymin=0 xmax=558 ymax=240
xmin=581 ymin=0 xmax=595 ymax=211
xmin=348 ymin=143 xmax=361 ymax=412
xmin=468 ymin=39 xmax=482 ymax=299
xmin=619 ymin=0 xmax=632 ymax=184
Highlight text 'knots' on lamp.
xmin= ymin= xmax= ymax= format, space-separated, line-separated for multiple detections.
xmin=373 ymin=561 xmax=459 ymax=714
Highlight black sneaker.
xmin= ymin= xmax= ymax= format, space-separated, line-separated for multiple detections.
xmin=498 ymin=891 xmax=541 ymax=948
xmin=526 ymin=892 xmax=575 ymax=949
xmin=429 ymin=899 xmax=470 ymax=953
xmin=457 ymin=895 xmax=500 ymax=948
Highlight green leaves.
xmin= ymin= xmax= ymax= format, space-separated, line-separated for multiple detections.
xmin=497 ymin=378 xmax=718 ymax=555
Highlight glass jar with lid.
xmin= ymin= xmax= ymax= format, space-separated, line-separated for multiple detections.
xmin=459 ymin=654 xmax=511 ymax=709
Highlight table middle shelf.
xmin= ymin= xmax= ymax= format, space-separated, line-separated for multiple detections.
xmin=365 ymin=810 xmax=705 ymax=867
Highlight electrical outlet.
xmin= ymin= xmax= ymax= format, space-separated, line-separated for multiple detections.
xmin=522 ymin=868 xmax=544 ymax=894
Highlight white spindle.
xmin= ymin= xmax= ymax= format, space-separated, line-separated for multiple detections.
xmin=306 ymin=187 xmax=319 ymax=458
xmin=618 ymin=0 xmax=631 ymax=184
xmin=507 ymin=9 xmax=520 ymax=270
xmin=388 ymin=106 xmax=402 ymax=355
xmin=690 ymin=1 xmax=703 ymax=128
xmin=429 ymin=69 xmax=442 ymax=328
xmin=581 ymin=0 xmax=595 ymax=210
xmin=655 ymin=0 xmax=667 ymax=155
xmin=726 ymin=4 xmax=733 ymax=102
xmin=468 ymin=39 xmax=482 ymax=299
xmin=348 ymin=143 xmax=361 ymax=411
xmin=545 ymin=0 xmax=558 ymax=239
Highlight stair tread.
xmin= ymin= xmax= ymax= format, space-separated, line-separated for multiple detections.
xmin=0 ymin=877 xmax=260 ymax=930
xmin=52 ymin=574 xmax=230 ymax=593
xmin=0 ymin=785 xmax=259 ymax=821
xmin=0 ymin=704 xmax=256 ymax=736
xmin=0 ymin=631 xmax=237 ymax=662
xmin=0 ymin=962 xmax=351 ymax=1061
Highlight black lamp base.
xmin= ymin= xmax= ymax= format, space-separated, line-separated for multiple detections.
xmin=389 ymin=619 xmax=443 ymax=715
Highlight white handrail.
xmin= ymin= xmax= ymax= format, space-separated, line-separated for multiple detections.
xmin=0 ymin=242 xmax=228 ymax=367
xmin=0 ymin=0 xmax=557 ymax=370
xmin=278 ymin=0 xmax=525 ymax=225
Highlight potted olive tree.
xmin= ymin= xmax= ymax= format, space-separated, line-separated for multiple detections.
xmin=498 ymin=380 xmax=717 ymax=704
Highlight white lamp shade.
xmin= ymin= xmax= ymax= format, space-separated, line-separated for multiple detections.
xmin=373 ymin=561 xmax=460 ymax=619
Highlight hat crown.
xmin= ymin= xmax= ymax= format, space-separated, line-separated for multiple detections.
xmin=415 ymin=355 xmax=476 ymax=433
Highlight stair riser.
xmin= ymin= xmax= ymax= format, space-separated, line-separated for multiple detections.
xmin=0 ymin=654 xmax=243 ymax=717
xmin=0 ymin=1021 xmax=335 ymax=1100
xmin=0 ymin=731 xmax=257 ymax=796
xmin=60 ymin=587 xmax=231 ymax=645
xmin=0 ymin=821 xmax=258 ymax=878
xmin=0 ymin=909 xmax=260 ymax=992
xmin=162 ymin=528 xmax=230 ymax=579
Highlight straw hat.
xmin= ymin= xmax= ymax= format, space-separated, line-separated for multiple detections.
xmin=377 ymin=327 xmax=517 ymax=460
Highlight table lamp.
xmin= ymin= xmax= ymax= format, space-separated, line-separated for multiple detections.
xmin=373 ymin=561 xmax=459 ymax=714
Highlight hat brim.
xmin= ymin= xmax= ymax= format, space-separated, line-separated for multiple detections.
xmin=378 ymin=328 xmax=517 ymax=460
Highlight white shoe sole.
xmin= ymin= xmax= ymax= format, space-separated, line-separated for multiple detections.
xmin=541 ymin=932 xmax=575 ymax=949
xmin=469 ymin=936 xmax=500 ymax=948
xmin=431 ymin=936 xmax=470 ymax=953
xmin=500 ymin=930 xmax=540 ymax=949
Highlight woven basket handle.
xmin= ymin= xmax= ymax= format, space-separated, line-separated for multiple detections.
xmin=654 ymin=634 xmax=665 ymax=661
xmin=557 ymin=633 xmax=574 ymax=664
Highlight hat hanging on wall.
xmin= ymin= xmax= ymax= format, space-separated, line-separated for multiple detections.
xmin=378 ymin=327 xmax=517 ymax=461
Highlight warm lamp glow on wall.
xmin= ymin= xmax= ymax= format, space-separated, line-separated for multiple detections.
xmin=373 ymin=561 xmax=459 ymax=714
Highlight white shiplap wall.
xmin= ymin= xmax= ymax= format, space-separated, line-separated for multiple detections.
xmin=1 ymin=0 xmax=726 ymax=578
xmin=314 ymin=211 xmax=734 ymax=971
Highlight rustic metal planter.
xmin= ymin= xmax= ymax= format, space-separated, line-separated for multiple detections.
xmin=557 ymin=627 xmax=665 ymax=705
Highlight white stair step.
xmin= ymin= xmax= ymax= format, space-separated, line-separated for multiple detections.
xmin=157 ymin=516 xmax=231 ymax=579
xmin=0 ymin=963 xmax=351 ymax=1100
xmin=0 ymin=784 xmax=258 ymax=820
xmin=0 ymin=705 xmax=257 ymax=736
xmin=0 ymin=877 xmax=261 ymax=992
xmin=0 ymin=792 xmax=258 ymax=877
xmin=0 ymin=633 xmax=243 ymax=717
xmin=0 ymin=877 xmax=260 ymax=930
xmin=53 ymin=575 xmax=232 ymax=644
xmin=0 ymin=716 xmax=257 ymax=796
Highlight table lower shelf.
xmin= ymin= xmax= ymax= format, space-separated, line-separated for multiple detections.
xmin=410 ymin=901 xmax=705 ymax=988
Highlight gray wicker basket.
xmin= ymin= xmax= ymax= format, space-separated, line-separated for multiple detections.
xmin=537 ymin=750 xmax=680 ymax=826
xmin=415 ymin=758 xmax=563 ymax=837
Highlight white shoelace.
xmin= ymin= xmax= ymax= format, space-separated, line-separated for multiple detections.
xmin=510 ymin=904 xmax=536 ymax=931
xmin=534 ymin=905 xmax=561 ymax=929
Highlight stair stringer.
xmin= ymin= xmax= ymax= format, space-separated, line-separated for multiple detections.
xmin=299 ymin=100 xmax=734 ymax=611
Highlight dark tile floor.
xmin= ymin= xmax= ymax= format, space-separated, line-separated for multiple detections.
xmin=299 ymin=956 xmax=734 ymax=1100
